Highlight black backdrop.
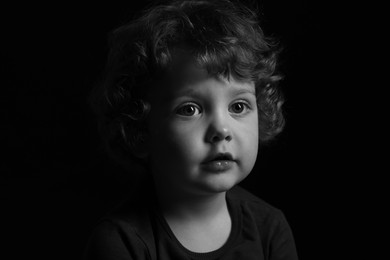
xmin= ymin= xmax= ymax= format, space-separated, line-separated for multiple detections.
xmin=1 ymin=1 xmax=359 ymax=259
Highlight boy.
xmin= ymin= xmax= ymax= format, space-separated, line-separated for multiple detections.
xmin=84 ymin=0 xmax=298 ymax=259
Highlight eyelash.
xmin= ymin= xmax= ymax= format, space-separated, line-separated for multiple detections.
xmin=229 ymin=101 xmax=251 ymax=115
xmin=175 ymin=103 xmax=202 ymax=116
xmin=175 ymin=101 xmax=252 ymax=117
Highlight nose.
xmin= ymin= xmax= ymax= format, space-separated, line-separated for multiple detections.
xmin=206 ymin=112 xmax=233 ymax=143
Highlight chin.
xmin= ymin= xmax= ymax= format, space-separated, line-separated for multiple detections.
xmin=195 ymin=173 xmax=246 ymax=194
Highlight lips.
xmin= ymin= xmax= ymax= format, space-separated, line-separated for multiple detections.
xmin=202 ymin=153 xmax=235 ymax=172
xmin=204 ymin=152 xmax=234 ymax=162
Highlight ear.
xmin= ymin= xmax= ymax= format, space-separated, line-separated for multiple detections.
xmin=128 ymin=133 xmax=149 ymax=159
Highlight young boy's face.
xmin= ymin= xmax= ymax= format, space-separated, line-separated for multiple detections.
xmin=145 ymin=67 xmax=259 ymax=196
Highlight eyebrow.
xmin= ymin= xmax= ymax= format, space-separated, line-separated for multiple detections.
xmin=160 ymin=81 xmax=256 ymax=105
xmin=175 ymin=88 xmax=196 ymax=97
xmin=179 ymin=82 xmax=256 ymax=95
xmin=232 ymin=88 xmax=256 ymax=96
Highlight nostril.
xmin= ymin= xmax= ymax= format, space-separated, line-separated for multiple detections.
xmin=207 ymin=126 xmax=233 ymax=143
xmin=211 ymin=135 xmax=222 ymax=143
xmin=210 ymin=133 xmax=232 ymax=143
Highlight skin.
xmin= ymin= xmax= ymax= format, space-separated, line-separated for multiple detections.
xmin=144 ymin=67 xmax=259 ymax=252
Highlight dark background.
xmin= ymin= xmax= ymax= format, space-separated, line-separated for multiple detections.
xmin=1 ymin=1 xmax=361 ymax=259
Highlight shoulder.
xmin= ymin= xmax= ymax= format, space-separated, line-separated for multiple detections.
xmin=86 ymin=218 xmax=143 ymax=247
xmin=83 ymin=191 xmax=156 ymax=260
xmin=83 ymin=219 xmax=150 ymax=260
xmin=228 ymin=185 xmax=291 ymax=234
xmin=97 ymin=176 xmax=157 ymax=236
xmin=228 ymin=185 xmax=299 ymax=259
xmin=228 ymin=185 xmax=285 ymax=219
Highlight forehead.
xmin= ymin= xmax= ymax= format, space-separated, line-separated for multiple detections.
xmin=148 ymin=64 xmax=255 ymax=102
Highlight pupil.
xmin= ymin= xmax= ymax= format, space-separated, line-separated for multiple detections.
xmin=186 ymin=106 xmax=194 ymax=114
xmin=234 ymin=103 xmax=243 ymax=112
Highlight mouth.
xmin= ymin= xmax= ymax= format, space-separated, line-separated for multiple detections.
xmin=202 ymin=153 xmax=236 ymax=172
xmin=205 ymin=153 xmax=234 ymax=162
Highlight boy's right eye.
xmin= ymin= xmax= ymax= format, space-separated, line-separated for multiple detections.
xmin=175 ymin=103 xmax=201 ymax=116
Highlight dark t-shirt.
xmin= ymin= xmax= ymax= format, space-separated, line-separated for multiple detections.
xmin=83 ymin=185 xmax=298 ymax=260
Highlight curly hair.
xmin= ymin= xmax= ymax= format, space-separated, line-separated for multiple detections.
xmin=89 ymin=0 xmax=285 ymax=168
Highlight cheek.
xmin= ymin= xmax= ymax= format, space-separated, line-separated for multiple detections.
xmin=149 ymin=120 xmax=204 ymax=164
xmin=170 ymin=122 xmax=205 ymax=162
xmin=238 ymin=115 xmax=259 ymax=164
xmin=240 ymin=111 xmax=259 ymax=139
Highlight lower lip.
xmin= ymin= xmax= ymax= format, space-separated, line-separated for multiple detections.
xmin=201 ymin=160 xmax=235 ymax=172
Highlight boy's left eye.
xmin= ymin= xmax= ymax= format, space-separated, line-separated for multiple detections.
xmin=229 ymin=102 xmax=249 ymax=114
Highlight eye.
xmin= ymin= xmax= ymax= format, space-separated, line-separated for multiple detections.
xmin=176 ymin=103 xmax=201 ymax=116
xmin=229 ymin=101 xmax=249 ymax=114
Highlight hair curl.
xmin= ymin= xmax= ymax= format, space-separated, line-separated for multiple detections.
xmin=89 ymin=0 xmax=285 ymax=168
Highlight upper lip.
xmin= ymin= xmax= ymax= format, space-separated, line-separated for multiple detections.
xmin=203 ymin=152 xmax=235 ymax=163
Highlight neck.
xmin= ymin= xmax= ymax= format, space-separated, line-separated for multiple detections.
xmin=152 ymin=179 xmax=233 ymax=253
xmin=153 ymin=181 xmax=228 ymax=222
